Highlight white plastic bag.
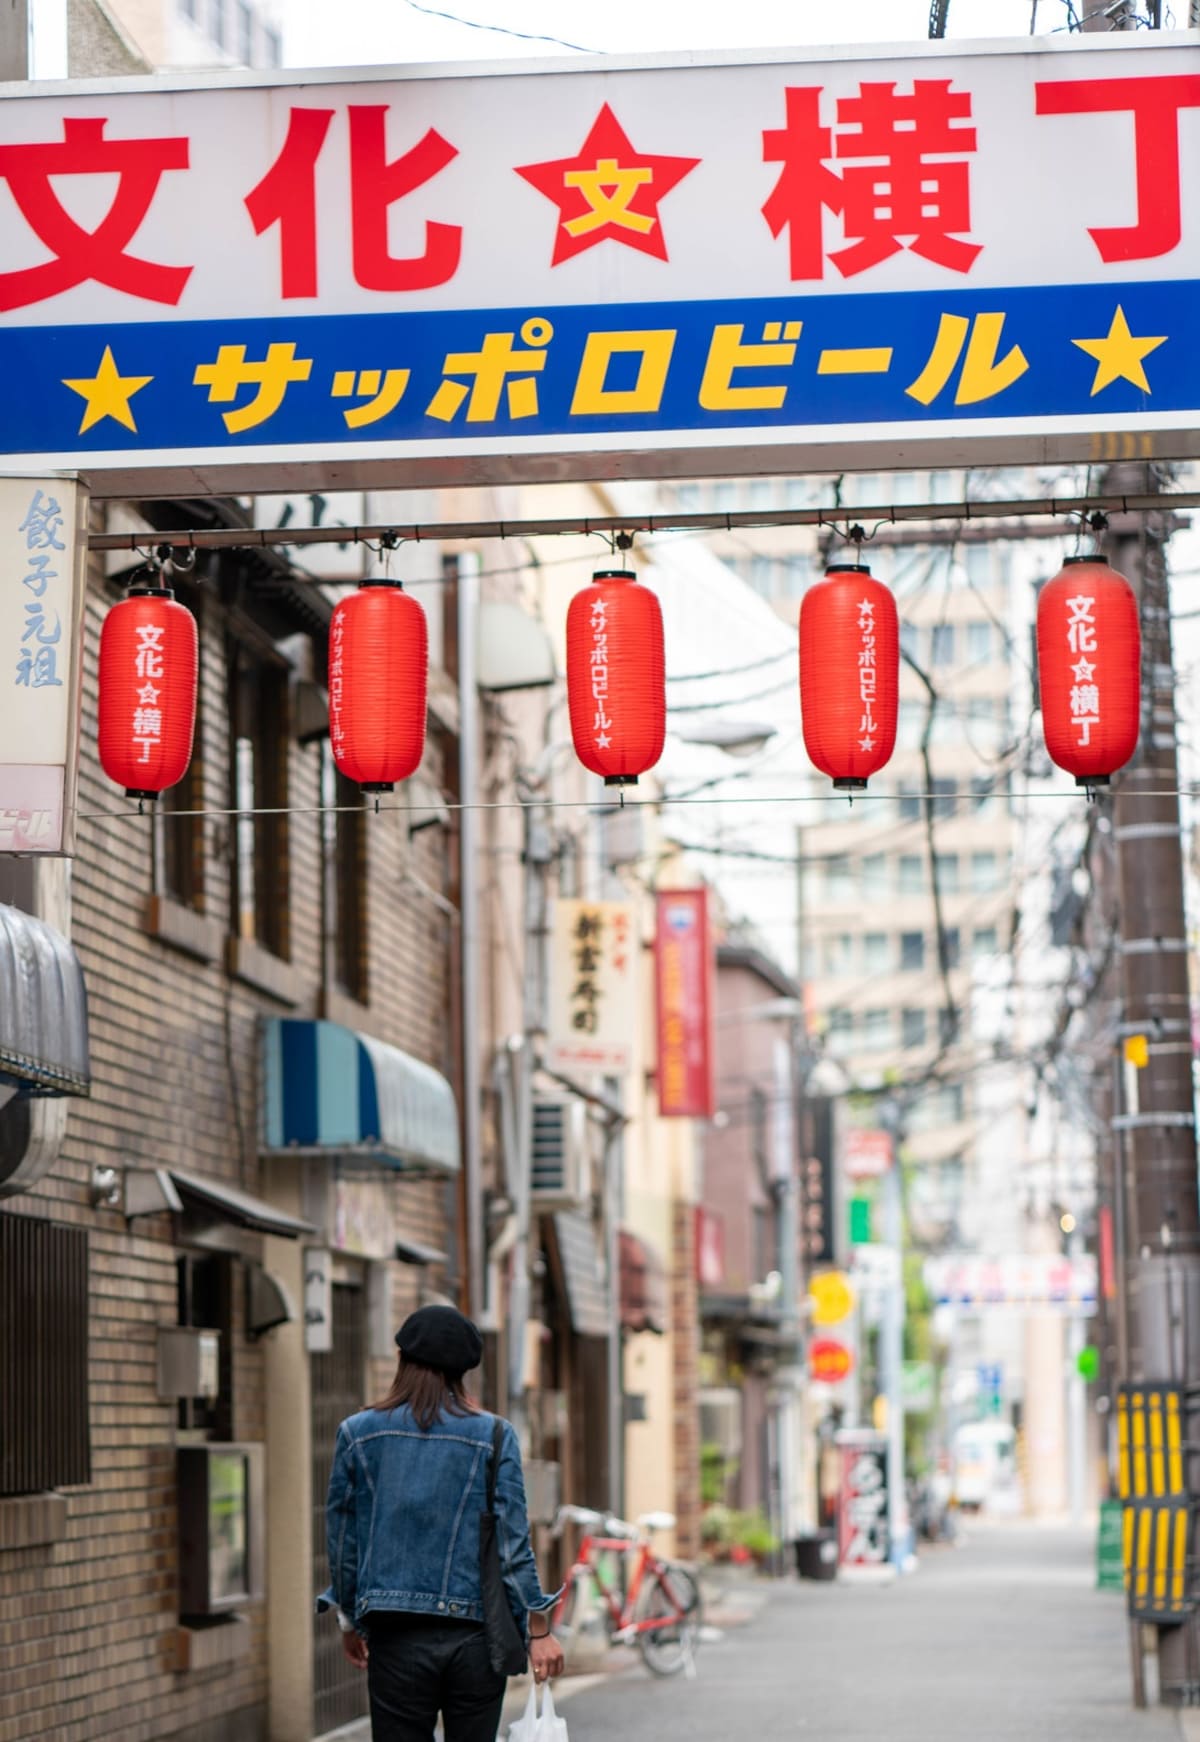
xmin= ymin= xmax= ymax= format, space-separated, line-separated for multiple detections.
xmin=507 ymin=1684 xmax=568 ymax=1742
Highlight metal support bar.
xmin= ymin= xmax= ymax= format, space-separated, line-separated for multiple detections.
xmin=84 ymin=489 xmax=1200 ymax=559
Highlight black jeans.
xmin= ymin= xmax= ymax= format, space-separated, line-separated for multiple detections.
xmin=365 ymin=1613 xmax=508 ymax=1742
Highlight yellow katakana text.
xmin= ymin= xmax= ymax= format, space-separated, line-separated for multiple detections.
xmin=570 ymin=330 xmax=676 ymax=416
xmin=426 ymin=317 xmax=553 ymax=423
xmin=193 ymin=342 xmax=313 ymax=434
xmin=331 ymin=367 xmax=411 ymax=428
xmin=699 ymin=320 xmax=802 ymax=412
xmin=905 ymin=312 xmax=1027 ymax=407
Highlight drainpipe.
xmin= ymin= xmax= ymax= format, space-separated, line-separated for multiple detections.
xmin=458 ymin=551 xmax=484 ymax=1320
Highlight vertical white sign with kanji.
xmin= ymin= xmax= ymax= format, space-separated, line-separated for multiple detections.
xmin=548 ymin=899 xmax=638 ymax=1077
xmin=0 ymin=474 xmax=85 ymax=854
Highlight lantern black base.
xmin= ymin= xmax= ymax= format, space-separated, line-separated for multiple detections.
xmin=1075 ymin=775 xmax=1110 ymax=789
xmin=833 ymin=778 xmax=868 ymax=791
xmin=603 ymin=775 xmax=638 ymax=788
xmin=359 ymin=782 xmax=395 ymax=794
xmin=124 ymin=788 xmax=159 ymax=802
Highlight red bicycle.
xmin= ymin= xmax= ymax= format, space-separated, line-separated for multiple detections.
xmin=551 ymin=1505 xmax=703 ymax=1677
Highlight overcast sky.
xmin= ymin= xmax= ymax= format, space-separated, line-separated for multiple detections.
xmin=280 ymin=0 xmax=1082 ymax=71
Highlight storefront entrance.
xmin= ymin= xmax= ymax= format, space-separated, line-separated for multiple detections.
xmin=311 ymin=1281 xmax=368 ymax=1738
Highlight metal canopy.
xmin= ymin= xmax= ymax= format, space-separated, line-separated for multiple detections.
xmin=262 ymin=1018 xmax=461 ymax=1177
xmin=124 ymin=1165 xmax=315 ymax=1240
xmin=0 ymin=902 xmax=89 ymax=1097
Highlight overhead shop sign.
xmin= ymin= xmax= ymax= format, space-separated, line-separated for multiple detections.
xmin=0 ymin=34 xmax=1196 ymax=495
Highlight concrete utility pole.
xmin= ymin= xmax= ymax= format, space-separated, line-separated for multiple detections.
xmin=1104 ymin=465 xmax=1200 ymax=1703
xmin=0 ymin=0 xmax=30 ymax=79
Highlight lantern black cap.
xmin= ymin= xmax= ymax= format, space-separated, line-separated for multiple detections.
xmin=593 ymin=569 xmax=637 ymax=582
xmin=826 ymin=562 xmax=872 ymax=575
xmin=1063 ymin=554 xmax=1109 ymax=566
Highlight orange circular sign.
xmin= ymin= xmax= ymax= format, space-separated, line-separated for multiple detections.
xmin=809 ymin=1337 xmax=854 ymax=1384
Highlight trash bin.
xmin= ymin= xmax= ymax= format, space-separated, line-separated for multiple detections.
xmin=794 ymin=1531 xmax=838 ymax=1581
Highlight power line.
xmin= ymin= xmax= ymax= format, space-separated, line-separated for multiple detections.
xmin=398 ymin=0 xmax=596 ymax=53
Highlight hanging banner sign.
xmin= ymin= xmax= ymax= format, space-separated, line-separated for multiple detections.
xmin=0 ymin=34 xmax=1196 ymax=495
xmin=547 ymin=899 xmax=638 ymax=1076
xmin=655 ymin=887 xmax=715 ymax=1118
xmin=925 ymin=1252 xmax=1097 ymax=1314
xmin=842 ymin=1127 xmax=894 ymax=1180
xmin=0 ymin=475 xmax=86 ymax=854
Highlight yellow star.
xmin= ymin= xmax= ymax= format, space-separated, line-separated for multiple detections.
xmin=62 ymin=345 xmax=153 ymax=434
xmin=1072 ymin=305 xmax=1167 ymax=397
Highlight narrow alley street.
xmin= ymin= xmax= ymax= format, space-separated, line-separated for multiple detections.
xmin=546 ymin=1524 xmax=1181 ymax=1742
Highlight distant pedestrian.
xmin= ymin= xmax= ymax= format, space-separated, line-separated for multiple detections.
xmin=319 ymin=1304 xmax=564 ymax=1742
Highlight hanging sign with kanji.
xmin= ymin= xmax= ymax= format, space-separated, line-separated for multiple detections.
xmin=548 ymin=899 xmax=638 ymax=1077
xmin=0 ymin=33 xmax=1196 ymax=493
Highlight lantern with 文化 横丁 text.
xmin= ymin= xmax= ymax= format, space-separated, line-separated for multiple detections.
xmin=799 ymin=562 xmax=899 ymax=790
xmin=98 ymin=581 xmax=198 ymax=800
xmin=566 ymin=569 xmax=665 ymax=786
xmin=1036 ymin=555 xmax=1140 ymax=789
xmin=329 ymin=580 xmax=428 ymax=792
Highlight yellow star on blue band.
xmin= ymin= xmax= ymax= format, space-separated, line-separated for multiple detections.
xmin=1071 ymin=306 xmax=1167 ymax=397
xmin=63 ymin=345 xmax=153 ymax=434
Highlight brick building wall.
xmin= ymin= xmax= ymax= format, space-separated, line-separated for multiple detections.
xmin=671 ymin=1200 xmax=702 ymax=1562
xmin=0 ymin=532 xmax=457 ymax=1742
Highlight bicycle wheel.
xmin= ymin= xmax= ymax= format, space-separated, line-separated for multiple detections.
xmin=634 ymin=1562 xmax=702 ymax=1677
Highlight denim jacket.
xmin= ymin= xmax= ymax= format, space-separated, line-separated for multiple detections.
xmin=316 ymin=1404 xmax=560 ymax=1633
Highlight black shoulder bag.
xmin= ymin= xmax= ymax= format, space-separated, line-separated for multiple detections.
xmin=480 ymin=1417 xmax=529 ymax=1677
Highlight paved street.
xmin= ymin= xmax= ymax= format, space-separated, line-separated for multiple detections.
xmin=545 ymin=1523 xmax=1181 ymax=1742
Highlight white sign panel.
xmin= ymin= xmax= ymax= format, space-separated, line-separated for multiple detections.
xmin=0 ymin=35 xmax=1195 ymax=494
xmin=548 ymin=899 xmax=637 ymax=1076
xmin=0 ymin=475 xmax=85 ymax=853
xmin=925 ymin=1252 xmax=1097 ymax=1316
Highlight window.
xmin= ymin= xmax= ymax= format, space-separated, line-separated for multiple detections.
xmin=231 ymin=639 xmax=290 ymax=959
xmin=898 ymin=855 xmax=924 ymax=896
xmin=897 ymin=784 xmax=922 ymax=822
xmin=900 ymin=931 xmax=925 ymax=971
xmin=900 ymin=621 xmax=919 ymax=662
xmin=262 ymin=24 xmax=282 ymax=65
xmin=712 ymin=481 xmax=736 ymax=511
xmin=237 ymin=0 xmax=253 ymax=59
xmin=940 ymin=926 xmax=961 ymax=968
xmin=751 ymin=556 xmax=773 ymax=597
xmin=934 ymin=852 xmax=959 ymax=894
xmin=908 ymin=1083 xmax=965 ymax=1131
xmin=970 ymin=775 xmax=996 ymax=814
xmin=901 ymin=1007 xmax=927 ymax=1048
xmin=322 ymin=747 xmax=368 ymax=1002
xmin=931 ymin=778 xmax=957 ymax=819
xmin=209 ymin=0 xmax=227 ymax=49
xmin=863 ymin=932 xmax=891 ymax=975
xmin=938 ymin=1005 xmax=958 ymax=1047
xmin=966 ymin=620 xmax=993 ymax=664
xmin=827 ymin=1009 xmax=854 ymax=1057
xmin=179 ymin=0 xmax=198 ymax=18
xmin=970 ymin=851 xmax=1000 ymax=894
xmin=930 ymin=623 xmax=956 ymax=666
xmin=965 ymin=544 xmax=992 ymax=588
xmin=862 ymin=854 xmax=888 ymax=900
xmin=782 ymin=554 xmax=811 ymax=600
xmin=972 ymin=926 xmax=999 ymax=959
xmin=785 ymin=477 xmax=810 ymax=509
xmin=676 ymin=482 xmax=701 ymax=509
xmin=823 ymin=933 xmax=855 ymax=977
xmin=862 ymin=1009 xmax=893 ymax=1050
xmin=749 ymin=479 xmax=773 ymax=509
xmin=897 ymin=701 xmax=925 ymax=749
xmin=0 ymin=1215 xmax=90 ymax=1494
xmin=824 ymin=855 xmax=854 ymax=903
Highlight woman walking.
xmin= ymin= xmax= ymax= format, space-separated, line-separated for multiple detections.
xmin=319 ymin=1304 xmax=565 ymax=1742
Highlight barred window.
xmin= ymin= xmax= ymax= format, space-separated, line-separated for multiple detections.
xmin=0 ymin=1214 xmax=89 ymax=1495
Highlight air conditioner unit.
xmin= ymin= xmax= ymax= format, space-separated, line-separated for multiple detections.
xmin=699 ymin=1388 xmax=743 ymax=1464
xmin=530 ymin=1096 xmax=590 ymax=1209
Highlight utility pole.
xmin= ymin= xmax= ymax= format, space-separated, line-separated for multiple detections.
xmin=1104 ymin=466 xmax=1200 ymax=1704
xmin=0 ymin=1 xmax=29 ymax=80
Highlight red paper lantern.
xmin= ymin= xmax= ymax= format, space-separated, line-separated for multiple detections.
xmin=566 ymin=569 xmax=665 ymax=786
xmin=1036 ymin=555 xmax=1140 ymax=788
xmin=799 ymin=562 xmax=899 ymax=789
xmin=329 ymin=580 xmax=428 ymax=792
xmin=98 ymin=583 xmax=198 ymax=800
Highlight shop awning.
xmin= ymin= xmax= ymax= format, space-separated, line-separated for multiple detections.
xmin=262 ymin=1019 xmax=460 ymax=1177
xmin=0 ymin=902 xmax=89 ymax=1097
xmin=125 ymin=1166 xmax=315 ymax=1239
xmin=619 ymin=1230 xmax=668 ymax=1336
xmin=395 ymin=1236 xmax=448 ymax=1267
xmin=552 ymin=1212 xmax=610 ymax=1339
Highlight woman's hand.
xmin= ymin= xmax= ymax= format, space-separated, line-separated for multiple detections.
xmin=529 ymin=1633 xmax=564 ymax=1683
xmin=342 ymin=1630 xmax=369 ymax=1670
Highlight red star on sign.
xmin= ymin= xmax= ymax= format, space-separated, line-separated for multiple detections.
xmin=515 ymin=104 xmax=700 ymax=266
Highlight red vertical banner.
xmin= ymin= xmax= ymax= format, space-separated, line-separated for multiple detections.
xmin=1099 ymin=1203 xmax=1117 ymax=1302
xmin=655 ymin=887 xmax=715 ymax=1118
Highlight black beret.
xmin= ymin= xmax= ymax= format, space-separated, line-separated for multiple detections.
xmin=396 ymin=1305 xmax=483 ymax=1376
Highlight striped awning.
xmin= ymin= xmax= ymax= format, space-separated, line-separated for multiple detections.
xmin=0 ymin=903 xmax=89 ymax=1097
xmin=261 ymin=1019 xmax=460 ymax=1177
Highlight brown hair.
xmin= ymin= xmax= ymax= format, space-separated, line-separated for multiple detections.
xmin=371 ymin=1356 xmax=481 ymax=1431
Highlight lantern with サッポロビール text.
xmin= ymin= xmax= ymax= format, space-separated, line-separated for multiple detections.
xmin=566 ymin=569 xmax=665 ymax=786
xmin=1035 ymin=555 xmax=1140 ymax=790
xmin=98 ymin=581 xmax=198 ymax=800
xmin=799 ymin=562 xmax=899 ymax=790
xmin=328 ymin=580 xmax=428 ymax=792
